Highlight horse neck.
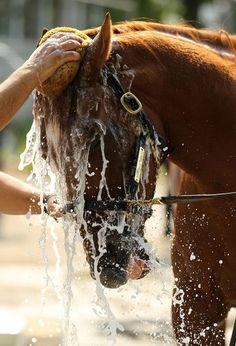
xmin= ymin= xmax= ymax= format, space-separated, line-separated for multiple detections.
xmin=111 ymin=34 xmax=236 ymax=183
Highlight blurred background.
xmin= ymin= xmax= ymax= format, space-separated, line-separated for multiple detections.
xmin=0 ymin=0 xmax=236 ymax=345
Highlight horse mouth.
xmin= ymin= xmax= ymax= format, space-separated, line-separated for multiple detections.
xmin=95 ymin=256 xmax=151 ymax=289
xmin=84 ymin=233 xmax=152 ymax=289
xmin=127 ymin=256 xmax=151 ymax=280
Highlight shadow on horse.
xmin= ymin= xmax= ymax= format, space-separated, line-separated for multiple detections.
xmin=34 ymin=14 xmax=236 ymax=345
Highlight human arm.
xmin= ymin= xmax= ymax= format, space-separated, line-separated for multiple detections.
xmin=0 ymin=33 xmax=82 ymax=130
xmin=0 ymin=171 xmax=60 ymax=216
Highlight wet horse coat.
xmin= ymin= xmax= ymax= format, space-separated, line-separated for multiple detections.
xmin=35 ymin=16 xmax=236 ymax=345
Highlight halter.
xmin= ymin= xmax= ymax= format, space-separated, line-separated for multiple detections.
xmin=66 ymin=67 xmax=236 ymax=215
xmin=66 ymin=67 xmax=169 ymax=216
xmin=103 ymin=67 xmax=169 ymax=197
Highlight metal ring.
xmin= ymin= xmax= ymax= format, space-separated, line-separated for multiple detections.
xmin=120 ymin=92 xmax=142 ymax=115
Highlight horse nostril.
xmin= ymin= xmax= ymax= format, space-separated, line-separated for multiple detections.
xmin=99 ymin=267 xmax=128 ymax=289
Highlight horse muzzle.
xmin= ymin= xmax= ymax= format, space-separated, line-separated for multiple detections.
xmin=87 ymin=233 xmax=152 ymax=289
xmin=97 ymin=255 xmax=151 ymax=289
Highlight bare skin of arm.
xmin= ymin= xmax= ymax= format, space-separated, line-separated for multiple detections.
xmin=0 ymin=33 xmax=82 ymax=215
xmin=0 ymin=32 xmax=82 ymax=130
xmin=0 ymin=172 xmax=60 ymax=216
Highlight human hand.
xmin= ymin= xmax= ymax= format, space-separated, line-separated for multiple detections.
xmin=25 ymin=32 xmax=83 ymax=86
xmin=43 ymin=194 xmax=63 ymax=220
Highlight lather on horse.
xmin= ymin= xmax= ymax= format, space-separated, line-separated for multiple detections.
xmin=33 ymin=14 xmax=236 ymax=346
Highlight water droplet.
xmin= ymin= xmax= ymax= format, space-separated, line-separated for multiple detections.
xmin=190 ymin=253 xmax=196 ymax=261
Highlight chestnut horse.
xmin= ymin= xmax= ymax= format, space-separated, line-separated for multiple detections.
xmin=34 ymin=14 xmax=236 ymax=345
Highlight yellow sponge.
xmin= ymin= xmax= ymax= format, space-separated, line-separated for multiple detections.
xmin=37 ymin=27 xmax=92 ymax=97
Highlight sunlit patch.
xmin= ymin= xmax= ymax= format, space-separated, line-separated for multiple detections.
xmin=0 ymin=309 xmax=25 ymax=335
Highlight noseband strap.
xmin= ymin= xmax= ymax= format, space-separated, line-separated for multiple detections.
xmin=65 ymin=199 xmax=153 ymax=218
xmin=65 ymin=191 xmax=236 ymax=216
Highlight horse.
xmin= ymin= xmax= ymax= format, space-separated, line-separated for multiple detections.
xmin=33 ymin=14 xmax=236 ymax=345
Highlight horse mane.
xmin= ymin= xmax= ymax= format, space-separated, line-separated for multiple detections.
xmin=83 ymin=20 xmax=236 ymax=60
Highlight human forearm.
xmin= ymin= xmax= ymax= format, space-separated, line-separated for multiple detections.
xmin=0 ymin=32 xmax=82 ymax=130
xmin=0 ymin=64 xmax=37 ymax=130
xmin=0 ymin=172 xmax=63 ymax=217
xmin=0 ymin=171 xmax=41 ymax=214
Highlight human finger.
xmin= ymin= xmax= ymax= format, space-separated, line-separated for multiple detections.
xmin=45 ymin=32 xmax=83 ymax=45
xmin=59 ymin=39 xmax=84 ymax=52
xmin=50 ymin=204 xmax=64 ymax=219
xmin=44 ymin=195 xmax=63 ymax=218
xmin=58 ymin=50 xmax=81 ymax=63
xmin=41 ymin=37 xmax=82 ymax=56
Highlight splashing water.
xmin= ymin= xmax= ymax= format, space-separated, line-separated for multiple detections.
xmin=19 ymin=118 xmax=83 ymax=345
xmin=19 ymin=120 xmax=127 ymax=345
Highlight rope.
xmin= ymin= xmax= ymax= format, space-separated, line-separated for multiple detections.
xmin=127 ymin=191 xmax=236 ymax=207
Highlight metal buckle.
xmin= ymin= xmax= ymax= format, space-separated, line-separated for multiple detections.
xmin=126 ymin=201 xmax=153 ymax=217
xmin=120 ymin=92 xmax=142 ymax=115
xmin=134 ymin=146 xmax=145 ymax=183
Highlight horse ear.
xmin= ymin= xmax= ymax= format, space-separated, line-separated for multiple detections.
xmin=84 ymin=13 xmax=112 ymax=78
xmin=36 ymin=27 xmax=49 ymax=47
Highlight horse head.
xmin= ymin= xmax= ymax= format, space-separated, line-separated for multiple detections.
xmin=33 ymin=14 xmax=163 ymax=288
